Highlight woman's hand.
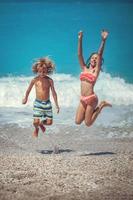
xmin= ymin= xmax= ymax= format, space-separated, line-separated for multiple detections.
xmin=78 ymin=31 xmax=83 ymax=39
xmin=101 ymin=30 xmax=109 ymax=40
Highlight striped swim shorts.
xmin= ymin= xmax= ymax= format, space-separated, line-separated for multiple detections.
xmin=33 ymin=99 xmax=53 ymax=121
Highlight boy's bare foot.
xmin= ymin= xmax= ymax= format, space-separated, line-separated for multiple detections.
xmin=33 ymin=128 xmax=39 ymax=138
xmin=39 ymin=124 xmax=46 ymax=133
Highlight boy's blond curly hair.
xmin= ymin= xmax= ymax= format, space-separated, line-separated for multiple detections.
xmin=32 ymin=57 xmax=55 ymax=75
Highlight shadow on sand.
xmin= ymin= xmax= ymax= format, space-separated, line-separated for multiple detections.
xmin=37 ymin=148 xmax=74 ymax=154
xmin=80 ymin=151 xmax=116 ymax=156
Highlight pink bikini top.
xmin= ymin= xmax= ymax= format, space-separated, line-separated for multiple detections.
xmin=80 ymin=72 xmax=96 ymax=84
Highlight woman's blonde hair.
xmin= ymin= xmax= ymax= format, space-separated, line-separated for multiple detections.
xmin=32 ymin=57 xmax=55 ymax=75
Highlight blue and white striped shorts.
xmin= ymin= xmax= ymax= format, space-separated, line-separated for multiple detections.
xmin=33 ymin=99 xmax=53 ymax=121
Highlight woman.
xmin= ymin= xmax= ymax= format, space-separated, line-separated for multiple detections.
xmin=75 ymin=30 xmax=112 ymax=127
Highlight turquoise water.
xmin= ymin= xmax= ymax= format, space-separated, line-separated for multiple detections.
xmin=0 ymin=0 xmax=133 ymax=83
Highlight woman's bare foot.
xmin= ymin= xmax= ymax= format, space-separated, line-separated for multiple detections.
xmin=39 ymin=124 xmax=46 ymax=133
xmin=33 ymin=128 xmax=39 ymax=138
xmin=99 ymin=101 xmax=112 ymax=111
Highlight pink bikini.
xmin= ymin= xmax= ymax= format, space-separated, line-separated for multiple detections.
xmin=80 ymin=71 xmax=98 ymax=106
xmin=80 ymin=72 xmax=96 ymax=84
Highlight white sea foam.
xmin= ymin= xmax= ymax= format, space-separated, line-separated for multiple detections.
xmin=0 ymin=72 xmax=133 ymax=108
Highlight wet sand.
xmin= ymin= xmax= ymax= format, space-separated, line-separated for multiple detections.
xmin=0 ymin=125 xmax=133 ymax=200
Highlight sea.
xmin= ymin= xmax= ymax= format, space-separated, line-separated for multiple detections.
xmin=0 ymin=0 xmax=133 ymax=140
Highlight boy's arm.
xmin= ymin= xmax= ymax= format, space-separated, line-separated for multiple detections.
xmin=22 ymin=79 xmax=35 ymax=104
xmin=78 ymin=31 xmax=86 ymax=69
xmin=50 ymin=79 xmax=59 ymax=113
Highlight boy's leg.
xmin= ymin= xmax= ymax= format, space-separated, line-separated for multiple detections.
xmin=39 ymin=118 xmax=52 ymax=133
xmin=39 ymin=99 xmax=53 ymax=131
xmin=33 ymin=119 xmax=40 ymax=137
xmin=43 ymin=119 xmax=53 ymax=125
xmin=39 ymin=123 xmax=46 ymax=132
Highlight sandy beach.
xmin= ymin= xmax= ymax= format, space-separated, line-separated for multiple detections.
xmin=0 ymin=124 xmax=133 ymax=200
xmin=1 ymin=0 xmax=133 ymax=199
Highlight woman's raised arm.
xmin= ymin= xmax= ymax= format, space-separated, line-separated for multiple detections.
xmin=98 ymin=30 xmax=108 ymax=57
xmin=95 ymin=30 xmax=109 ymax=75
xmin=78 ymin=31 xmax=86 ymax=69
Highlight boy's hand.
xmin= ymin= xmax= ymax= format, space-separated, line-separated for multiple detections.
xmin=56 ymin=106 xmax=60 ymax=113
xmin=22 ymin=97 xmax=27 ymax=104
xmin=101 ymin=30 xmax=109 ymax=40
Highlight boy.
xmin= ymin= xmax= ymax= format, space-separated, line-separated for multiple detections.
xmin=22 ymin=57 xmax=59 ymax=137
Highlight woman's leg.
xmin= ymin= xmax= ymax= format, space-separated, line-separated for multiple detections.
xmin=91 ymin=101 xmax=112 ymax=125
xmin=75 ymin=102 xmax=86 ymax=125
xmin=84 ymin=105 xmax=95 ymax=126
xmin=85 ymin=101 xmax=112 ymax=127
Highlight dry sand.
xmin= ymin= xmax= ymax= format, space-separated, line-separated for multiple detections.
xmin=0 ymin=126 xmax=133 ymax=200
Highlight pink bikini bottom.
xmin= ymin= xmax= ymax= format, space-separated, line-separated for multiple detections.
xmin=80 ymin=93 xmax=98 ymax=106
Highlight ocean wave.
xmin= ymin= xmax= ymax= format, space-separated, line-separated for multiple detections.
xmin=0 ymin=72 xmax=133 ymax=107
